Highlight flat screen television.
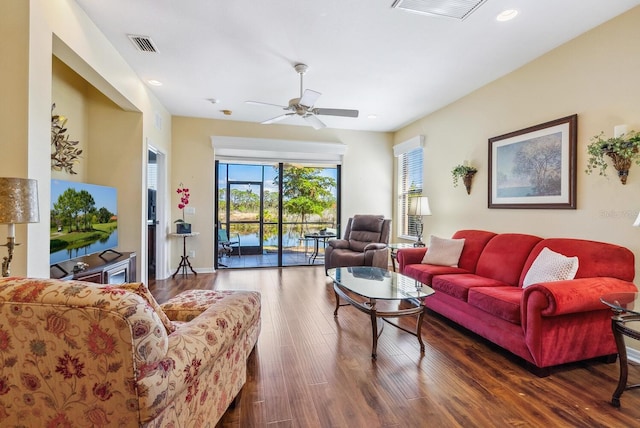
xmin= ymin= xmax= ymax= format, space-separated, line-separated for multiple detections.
xmin=50 ymin=179 xmax=119 ymax=265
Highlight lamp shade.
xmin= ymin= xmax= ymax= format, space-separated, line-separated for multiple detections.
xmin=409 ymin=196 xmax=431 ymax=217
xmin=634 ymin=211 xmax=640 ymax=227
xmin=0 ymin=178 xmax=40 ymax=224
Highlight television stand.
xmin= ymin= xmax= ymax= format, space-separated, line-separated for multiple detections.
xmin=50 ymin=263 xmax=69 ymax=277
xmin=50 ymin=252 xmax=136 ymax=284
xmin=99 ymin=249 xmax=123 ymax=259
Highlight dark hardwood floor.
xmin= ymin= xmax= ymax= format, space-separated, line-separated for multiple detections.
xmin=149 ymin=267 xmax=640 ymax=427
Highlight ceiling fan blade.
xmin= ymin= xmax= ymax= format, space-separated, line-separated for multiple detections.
xmin=299 ymin=89 xmax=321 ymax=107
xmin=313 ymin=108 xmax=359 ymax=118
xmin=261 ymin=113 xmax=294 ymax=125
xmin=303 ymin=114 xmax=326 ymax=130
xmin=246 ymin=100 xmax=287 ymax=109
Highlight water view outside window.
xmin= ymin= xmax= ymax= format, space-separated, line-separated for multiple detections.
xmin=217 ymin=162 xmax=338 ymax=264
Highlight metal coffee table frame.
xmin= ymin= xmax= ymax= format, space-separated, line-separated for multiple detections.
xmin=329 ymin=266 xmax=434 ymax=359
xmin=600 ymin=292 xmax=640 ymax=407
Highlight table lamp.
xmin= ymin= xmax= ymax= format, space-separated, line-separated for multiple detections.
xmin=0 ymin=178 xmax=40 ymax=277
xmin=409 ymin=196 xmax=431 ymax=247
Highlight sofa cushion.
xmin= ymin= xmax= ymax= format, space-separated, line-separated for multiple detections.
xmin=421 ymin=235 xmax=465 ymax=266
xmin=110 ymin=282 xmax=176 ymax=334
xmin=468 ymin=286 xmax=523 ymax=324
xmin=403 ymin=263 xmax=469 ymax=286
xmin=521 ymin=238 xmax=635 ymax=285
xmin=161 ymin=289 xmax=261 ymax=325
xmin=431 ymin=273 xmax=511 ymax=301
xmin=451 ymin=230 xmax=497 ymax=272
xmin=325 ymin=248 xmax=366 ymax=267
xmin=348 ymin=215 xmax=384 ymax=251
xmin=397 ymin=230 xmax=496 ymax=275
xmin=522 ymin=247 xmax=579 ymax=288
xmin=475 ymin=233 xmax=543 ymax=286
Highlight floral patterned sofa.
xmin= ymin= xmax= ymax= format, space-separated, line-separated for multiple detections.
xmin=0 ymin=277 xmax=261 ymax=426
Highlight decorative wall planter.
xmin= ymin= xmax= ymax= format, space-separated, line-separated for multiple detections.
xmin=605 ymin=149 xmax=635 ymax=184
xmin=586 ymin=130 xmax=640 ymax=185
xmin=462 ymin=171 xmax=476 ymax=195
xmin=452 ymin=164 xmax=478 ymax=195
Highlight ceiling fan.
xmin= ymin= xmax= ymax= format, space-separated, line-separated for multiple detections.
xmin=246 ymin=63 xmax=359 ymax=130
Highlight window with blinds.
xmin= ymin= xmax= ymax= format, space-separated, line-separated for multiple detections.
xmin=398 ymin=147 xmax=423 ymax=238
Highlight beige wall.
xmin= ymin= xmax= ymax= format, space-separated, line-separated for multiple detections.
xmin=87 ymin=91 xmax=144 ymax=257
xmin=52 ymin=60 xmax=145 ymax=267
xmin=0 ymin=0 xmax=50 ymax=276
xmin=0 ymin=1 xmax=29 ymax=274
xmin=52 ymin=57 xmax=90 ymax=179
xmin=0 ymin=0 xmax=172 ymax=279
xmin=170 ymin=116 xmax=393 ymax=273
xmin=395 ymin=6 xmax=640 ymax=279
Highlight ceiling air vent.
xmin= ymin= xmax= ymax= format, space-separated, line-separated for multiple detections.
xmin=391 ymin=0 xmax=488 ymax=20
xmin=127 ymin=34 xmax=158 ymax=53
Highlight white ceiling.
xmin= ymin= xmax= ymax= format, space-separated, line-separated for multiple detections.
xmin=74 ymin=0 xmax=640 ymax=132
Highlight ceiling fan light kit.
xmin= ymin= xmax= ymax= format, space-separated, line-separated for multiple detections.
xmin=246 ymin=63 xmax=359 ymax=130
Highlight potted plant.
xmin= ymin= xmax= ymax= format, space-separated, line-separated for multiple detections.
xmin=174 ymin=183 xmax=191 ymax=233
xmin=451 ymin=164 xmax=478 ymax=194
xmin=585 ymin=130 xmax=640 ymax=184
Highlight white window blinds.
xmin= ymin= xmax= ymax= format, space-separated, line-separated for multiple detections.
xmin=395 ymin=136 xmax=424 ymax=238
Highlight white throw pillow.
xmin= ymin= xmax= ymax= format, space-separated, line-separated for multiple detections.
xmin=421 ymin=235 xmax=465 ymax=267
xmin=522 ymin=247 xmax=579 ymax=288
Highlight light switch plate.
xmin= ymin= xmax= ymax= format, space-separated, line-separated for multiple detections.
xmin=185 ymin=207 xmax=196 ymax=215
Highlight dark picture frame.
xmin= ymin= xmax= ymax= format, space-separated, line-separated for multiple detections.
xmin=488 ymin=114 xmax=577 ymax=209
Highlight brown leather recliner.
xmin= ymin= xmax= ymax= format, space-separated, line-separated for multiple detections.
xmin=324 ymin=214 xmax=391 ymax=272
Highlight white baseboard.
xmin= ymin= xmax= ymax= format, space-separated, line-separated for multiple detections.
xmin=627 ymin=346 xmax=640 ymax=364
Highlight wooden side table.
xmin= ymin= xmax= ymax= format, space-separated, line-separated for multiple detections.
xmin=170 ymin=232 xmax=199 ymax=278
xmin=389 ymin=243 xmax=415 ymax=272
xmin=600 ymin=292 xmax=640 ymax=407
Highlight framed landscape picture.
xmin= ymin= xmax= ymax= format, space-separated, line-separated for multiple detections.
xmin=488 ymin=114 xmax=577 ymax=209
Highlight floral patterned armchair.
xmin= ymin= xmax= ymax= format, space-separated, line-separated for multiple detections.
xmin=0 ymin=277 xmax=261 ymax=426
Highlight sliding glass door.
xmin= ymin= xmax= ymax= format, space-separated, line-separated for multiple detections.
xmin=215 ymin=161 xmax=340 ymax=268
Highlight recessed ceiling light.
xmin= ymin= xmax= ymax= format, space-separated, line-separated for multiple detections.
xmin=496 ymin=9 xmax=518 ymax=22
xmin=367 ymin=114 xmax=378 ymax=119
xmin=147 ymin=79 xmax=163 ymax=86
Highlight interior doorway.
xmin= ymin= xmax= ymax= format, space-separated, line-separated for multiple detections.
xmin=147 ymin=150 xmax=158 ymax=280
xmin=147 ymin=146 xmax=167 ymax=280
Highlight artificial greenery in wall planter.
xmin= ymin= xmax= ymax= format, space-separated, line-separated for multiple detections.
xmin=585 ymin=130 xmax=640 ymax=185
xmin=451 ymin=164 xmax=478 ymax=195
xmin=51 ymin=104 xmax=82 ymax=175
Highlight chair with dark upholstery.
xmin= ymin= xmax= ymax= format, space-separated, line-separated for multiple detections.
xmin=324 ymin=214 xmax=391 ymax=272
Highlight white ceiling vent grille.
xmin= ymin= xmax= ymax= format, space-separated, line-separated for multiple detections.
xmin=127 ymin=34 xmax=158 ymax=53
xmin=391 ymin=0 xmax=488 ymax=20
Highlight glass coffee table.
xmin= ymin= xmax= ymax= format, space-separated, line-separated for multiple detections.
xmin=327 ymin=266 xmax=435 ymax=359
xmin=600 ymin=292 xmax=640 ymax=407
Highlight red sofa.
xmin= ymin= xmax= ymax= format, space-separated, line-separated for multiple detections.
xmin=397 ymin=230 xmax=637 ymax=375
